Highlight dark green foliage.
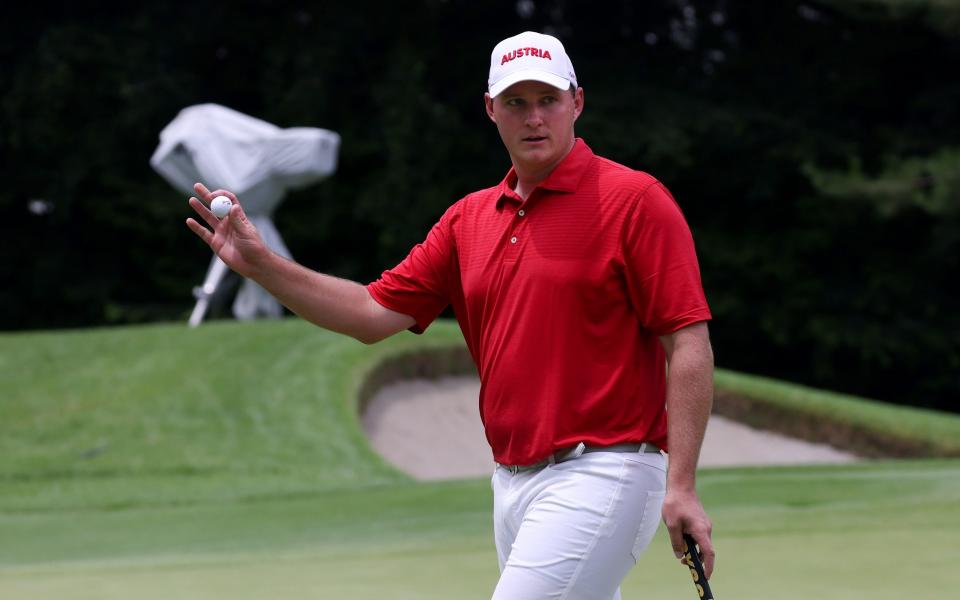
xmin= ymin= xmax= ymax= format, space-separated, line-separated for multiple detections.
xmin=2 ymin=1 xmax=957 ymax=410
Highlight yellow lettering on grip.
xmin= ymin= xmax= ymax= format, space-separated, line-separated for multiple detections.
xmin=684 ymin=541 xmax=705 ymax=597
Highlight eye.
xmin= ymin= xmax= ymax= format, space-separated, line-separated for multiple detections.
xmin=541 ymin=96 xmax=557 ymax=105
xmin=505 ymin=97 xmax=525 ymax=107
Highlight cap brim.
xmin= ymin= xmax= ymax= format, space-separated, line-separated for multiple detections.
xmin=489 ymin=71 xmax=571 ymax=98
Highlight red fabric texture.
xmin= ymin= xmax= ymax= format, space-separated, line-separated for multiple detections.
xmin=368 ymin=139 xmax=711 ymax=465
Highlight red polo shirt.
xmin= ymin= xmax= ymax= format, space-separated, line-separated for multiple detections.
xmin=368 ymin=139 xmax=711 ymax=465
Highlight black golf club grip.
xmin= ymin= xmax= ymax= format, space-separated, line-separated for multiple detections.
xmin=682 ymin=533 xmax=714 ymax=600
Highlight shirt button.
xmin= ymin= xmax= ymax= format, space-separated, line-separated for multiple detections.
xmin=518 ymin=209 xmax=525 ymax=217
xmin=510 ymin=236 xmax=518 ymax=244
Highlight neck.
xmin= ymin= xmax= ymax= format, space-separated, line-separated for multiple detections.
xmin=512 ymin=139 xmax=576 ymax=200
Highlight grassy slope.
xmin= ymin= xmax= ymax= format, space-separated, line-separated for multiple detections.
xmin=2 ymin=320 xmax=959 ymax=598
xmin=715 ymin=369 xmax=960 ymax=454
xmin=0 ymin=319 xmax=463 ymax=511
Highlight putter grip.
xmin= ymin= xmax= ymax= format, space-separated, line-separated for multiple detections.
xmin=682 ymin=533 xmax=714 ymax=600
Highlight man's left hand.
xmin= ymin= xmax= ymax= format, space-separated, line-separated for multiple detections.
xmin=661 ymin=487 xmax=715 ymax=578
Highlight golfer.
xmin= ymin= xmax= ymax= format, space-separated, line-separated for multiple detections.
xmin=187 ymin=30 xmax=715 ymax=600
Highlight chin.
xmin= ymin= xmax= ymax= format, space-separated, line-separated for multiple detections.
xmin=516 ymin=144 xmax=554 ymax=160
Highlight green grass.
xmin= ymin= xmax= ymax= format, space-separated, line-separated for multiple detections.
xmin=0 ymin=319 xmax=463 ymax=511
xmin=2 ymin=462 xmax=958 ymax=599
xmin=2 ymin=319 xmax=959 ymax=598
xmin=715 ymin=369 xmax=960 ymax=455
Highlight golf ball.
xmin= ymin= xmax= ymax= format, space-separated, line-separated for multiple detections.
xmin=210 ymin=196 xmax=232 ymax=219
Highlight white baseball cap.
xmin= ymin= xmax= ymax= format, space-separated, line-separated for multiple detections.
xmin=487 ymin=31 xmax=578 ymax=98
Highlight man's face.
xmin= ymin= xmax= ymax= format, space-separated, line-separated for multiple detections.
xmin=485 ymin=81 xmax=584 ymax=175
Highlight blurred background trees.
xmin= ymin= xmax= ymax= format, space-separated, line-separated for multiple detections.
xmin=2 ymin=0 xmax=957 ymax=411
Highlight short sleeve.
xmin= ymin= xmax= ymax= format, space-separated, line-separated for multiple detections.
xmin=367 ymin=203 xmax=460 ymax=334
xmin=622 ymin=182 xmax=711 ymax=335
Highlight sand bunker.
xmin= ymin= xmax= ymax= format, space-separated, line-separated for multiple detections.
xmin=361 ymin=375 xmax=859 ymax=481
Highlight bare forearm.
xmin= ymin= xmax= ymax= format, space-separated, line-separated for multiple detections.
xmin=186 ymin=185 xmax=412 ymax=343
xmin=658 ymin=322 xmax=716 ymax=574
xmin=663 ymin=328 xmax=714 ymax=492
xmin=249 ymin=251 xmax=411 ymax=343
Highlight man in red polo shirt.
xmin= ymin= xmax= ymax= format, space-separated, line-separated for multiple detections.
xmin=187 ymin=30 xmax=715 ymax=600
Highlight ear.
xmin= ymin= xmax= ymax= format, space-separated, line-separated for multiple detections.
xmin=484 ymin=92 xmax=496 ymax=123
xmin=572 ymin=87 xmax=585 ymax=122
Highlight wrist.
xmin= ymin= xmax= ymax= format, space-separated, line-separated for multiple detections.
xmin=666 ymin=472 xmax=697 ymax=495
xmin=243 ymin=246 xmax=278 ymax=280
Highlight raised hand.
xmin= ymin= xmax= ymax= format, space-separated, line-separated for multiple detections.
xmin=185 ymin=182 xmax=272 ymax=278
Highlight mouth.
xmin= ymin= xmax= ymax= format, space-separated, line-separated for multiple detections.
xmin=522 ymin=135 xmax=548 ymax=144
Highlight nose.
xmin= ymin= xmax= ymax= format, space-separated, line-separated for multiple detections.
xmin=524 ymin=105 xmax=544 ymax=128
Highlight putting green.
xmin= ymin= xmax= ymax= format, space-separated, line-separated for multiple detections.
xmin=3 ymin=461 xmax=958 ymax=599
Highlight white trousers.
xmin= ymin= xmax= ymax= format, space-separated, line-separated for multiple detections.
xmin=491 ymin=451 xmax=666 ymax=600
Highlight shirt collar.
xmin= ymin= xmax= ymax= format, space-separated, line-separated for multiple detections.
xmin=496 ymin=138 xmax=595 ymax=207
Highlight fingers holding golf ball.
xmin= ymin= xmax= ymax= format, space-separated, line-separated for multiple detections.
xmin=187 ymin=186 xmax=242 ymax=231
xmin=188 ymin=184 xmax=246 ymax=232
xmin=194 ymin=183 xmax=239 ymax=218
xmin=186 ymin=183 xmax=269 ymax=277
